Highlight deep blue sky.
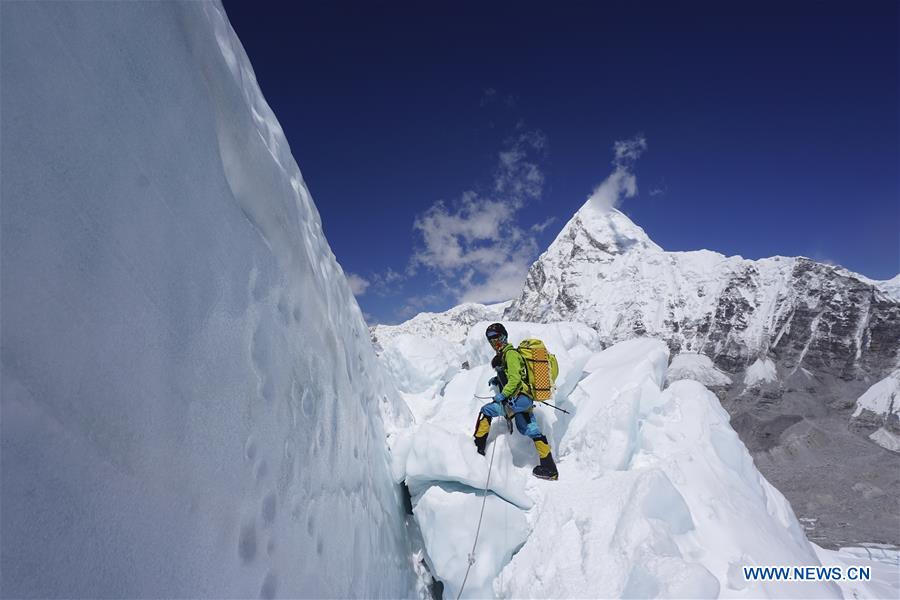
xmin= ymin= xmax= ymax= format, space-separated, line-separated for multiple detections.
xmin=224 ymin=1 xmax=898 ymax=324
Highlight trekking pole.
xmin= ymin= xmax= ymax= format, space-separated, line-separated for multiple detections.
xmin=476 ymin=395 xmax=571 ymax=414
xmin=538 ymin=401 xmax=571 ymax=414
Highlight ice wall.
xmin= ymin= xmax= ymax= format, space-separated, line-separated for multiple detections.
xmin=1 ymin=2 xmax=415 ymax=597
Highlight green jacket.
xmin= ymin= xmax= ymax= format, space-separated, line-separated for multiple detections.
xmin=499 ymin=343 xmax=531 ymax=399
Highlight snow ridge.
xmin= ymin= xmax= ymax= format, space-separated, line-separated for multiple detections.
xmin=372 ymin=301 xmax=510 ymax=348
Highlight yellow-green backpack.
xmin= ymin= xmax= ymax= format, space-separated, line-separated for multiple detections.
xmin=516 ymin=339 xmax=559 ymax=401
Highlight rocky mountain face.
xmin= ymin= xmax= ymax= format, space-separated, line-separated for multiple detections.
xmin=506 ymin=199 xmax=900 ymax=380
xmin=504 ymin=198 xmax=900 ymax=548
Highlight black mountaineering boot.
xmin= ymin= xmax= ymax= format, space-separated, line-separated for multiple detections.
xmin=474 ymin=434 xmax=487 ymax=456
xmin=473 ymin=414 xmax=492 ymax=456
xmin=532 ymin=453 xmax=559 ymax=480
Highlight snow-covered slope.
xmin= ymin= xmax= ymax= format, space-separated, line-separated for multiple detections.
xmin=379 ymin=322 xmax=895 ymax=598
xmin=667 ymin=352 xmax=733 ymax=387
xmin=372 ymin=301 xmax=511 ymax=348
xmin=744 ymin=357 xmax=779 ymax=387
xmin=1 ymin=3 xmax=415 ymax=597
xmin=506 ymin=200 xmax=900 ymax=379
xmin=851 ymin=370 xmax=900 ymax=452
xmin=858 ymin=273 xmax=900 ymax=302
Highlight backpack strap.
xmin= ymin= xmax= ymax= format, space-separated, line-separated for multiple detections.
xmin=500 ymin=344 xmax=528 ymax=398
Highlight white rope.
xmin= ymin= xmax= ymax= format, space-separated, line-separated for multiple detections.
xmin=500 ymin=488 xmax=507 ymax=597
xmin=456 ymin=432 xmax=498 ymax=600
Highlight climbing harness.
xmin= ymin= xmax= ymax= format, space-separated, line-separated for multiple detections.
xmin=474 ymin=394 xmax=514 ymax=433
xmin=456 ymin=429 xmax=498 ymax=600
xmin=475 ymin=394 xmax=571 ymax=415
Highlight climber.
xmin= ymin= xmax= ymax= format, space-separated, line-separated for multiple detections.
xmin=473 ymin=323 xmax=559 ymax=480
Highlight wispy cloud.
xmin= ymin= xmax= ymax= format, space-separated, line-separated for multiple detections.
xmin=614 ymin=136 xmax=647 ymax=164
xmin=480 ymin=87 xmax=498 ymax=106
xmin=480 ymin=87 xmax=518 ymax=108
xmin=530 ymin=216 xmax=557 ymax=233
xmin=587 ymin=134 xmax=647 ymax=212
xmin=810 ymin=250 xmax=840 ymax=267
xmin=346 ymin=272 xmax=370 ymax=296
xmin=409 ymin=128 xmax=548 ymax=304
xmin=366 ymin=268 xmax=404 ymax=296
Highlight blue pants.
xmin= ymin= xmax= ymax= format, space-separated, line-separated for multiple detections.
xmin=480 ymin=394 xmax=543 ymax=439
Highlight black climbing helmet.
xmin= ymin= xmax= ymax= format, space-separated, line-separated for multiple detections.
xmin=485 ymin=323 xmax=508 ymax=343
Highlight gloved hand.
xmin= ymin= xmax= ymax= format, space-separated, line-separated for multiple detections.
xmin=493 ymin=392 xmax=506 ymax=404
xmin=488 ymin=376 xmax=499 ymax=387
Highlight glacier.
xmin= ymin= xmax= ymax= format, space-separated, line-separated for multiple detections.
xmin=377 ymin=320 xmax=898 ymax=598
xmin=1 ymin=2 xmax=416 ymax=597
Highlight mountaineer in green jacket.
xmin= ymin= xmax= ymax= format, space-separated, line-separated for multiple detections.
xmin=473 ymin=323 xmax=559 ymax=480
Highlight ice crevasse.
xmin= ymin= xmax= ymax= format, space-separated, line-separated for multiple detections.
xmin=384 ymin=322 xmax=853 ymax=599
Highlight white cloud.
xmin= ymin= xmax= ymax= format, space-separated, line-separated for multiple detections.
xmin=614 ymin=135 xmax=647 ymax=164
xmin=458 ymin=260 xmax=530 ymax=304
xmin=346 ymin=273 xmax=370 ymax=296
xmin=410 ymin=129 xmax=546 ymax=304
xmin=587 ymin=134 xmax=647 ymax=212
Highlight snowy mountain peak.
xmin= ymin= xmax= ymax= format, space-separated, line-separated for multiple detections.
xmin=510 ymin=198 xmax=899 ymax=380
xmin=551 ymin=202 xmax=662 ymax=262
